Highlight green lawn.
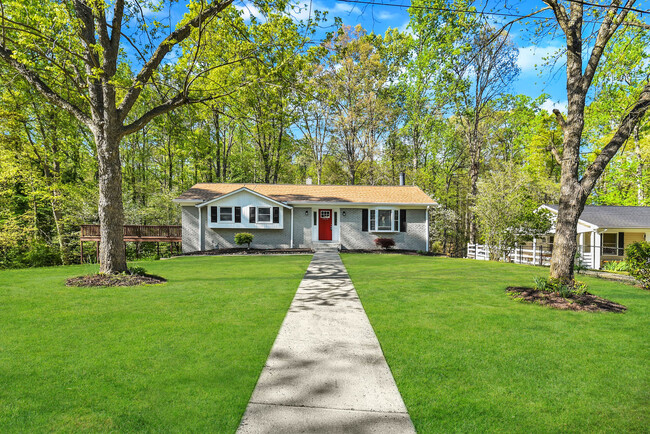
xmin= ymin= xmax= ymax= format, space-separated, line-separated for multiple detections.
xmin=342 ymin=254 xmax=649 ymax=433
xmin=0 ymin=255 xmax=311 ymax=432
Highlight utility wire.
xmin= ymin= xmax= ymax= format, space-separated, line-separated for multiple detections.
xmin=333 ymin=0 xmax=650 ymax=20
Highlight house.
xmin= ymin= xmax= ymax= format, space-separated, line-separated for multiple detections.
xmin=467 ymin=205 xmax=650 ymax=269
xmin=173 ymin=183 xmax=437 ymax=252
xmin=541 ymin=205 xmax=650 ymax=269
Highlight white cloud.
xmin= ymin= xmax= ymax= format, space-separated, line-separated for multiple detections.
xmin=540 ymin=98 xmax=567 ymax=113
xmin=517 ymin=45 xmax=562 ymax=73
xmin=235 ymin=2 xmax=263 ymax=21
xmin=376 ymin=10 xmax=396 ymax=20
xmin=332 ymin=3 xmax=362 ymax=15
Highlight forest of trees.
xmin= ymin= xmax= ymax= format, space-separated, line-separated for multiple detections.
xmin=0 ymin=0 xmax=648 ymax=269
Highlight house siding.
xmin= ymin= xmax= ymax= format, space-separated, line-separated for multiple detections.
xmin=201 ymin=206 xmax=293 ymax=249
xmin=340 ymin=208 xmax=427 ymax=251
xmin=182 ymin=206 xmax=201 ymax=253
xmin=182 ymin=205 xmax=428 ymax=252
xmin=292 ymin=207 xmax=313 ymax=248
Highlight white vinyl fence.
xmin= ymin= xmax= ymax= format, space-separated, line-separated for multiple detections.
xmin=467 ymin=242 xmax=594 ymax=269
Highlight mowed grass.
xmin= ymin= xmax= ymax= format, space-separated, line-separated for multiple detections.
xmin=342 ymin=254 xmax=649 ymax=433
xmin=0 ymin=255 xmax=311 ymax=432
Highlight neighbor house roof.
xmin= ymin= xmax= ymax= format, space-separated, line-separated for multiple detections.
xmin=174 ymin=183 xmax=436 ymax=206
xmin=545 ymin=205 xmax=650 ymax=229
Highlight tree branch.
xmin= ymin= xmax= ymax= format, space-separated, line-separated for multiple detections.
xmin=118 ymin=0 xmax=234 ymax=121
xmin=582 ymin=0 xmax=632 ymax=92
xmin=0 ymin=45 xmax=91 ymax=127
xmin=552 ymin=108 xmax=567 ymax=130
xmin=581 ymin=82 xmax=650 ymax=192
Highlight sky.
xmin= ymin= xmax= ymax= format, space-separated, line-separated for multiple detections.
xmin=139 ymin=0 xmax=650 ymax=113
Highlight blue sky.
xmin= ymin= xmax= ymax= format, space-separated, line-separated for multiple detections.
xmin=141 ymin=0 xmax=650 ymax=112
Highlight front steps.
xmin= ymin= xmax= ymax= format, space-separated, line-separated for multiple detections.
xmin=312 ymin=242 xmax=340 ymax=252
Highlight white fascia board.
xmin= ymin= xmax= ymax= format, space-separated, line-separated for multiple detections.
xmin=287 ymin=201 xmax=436 ymax=207
xmin=195 ymin=187 xmax=292 ymax=209
xmin=539 ymin=204 xmax=599 ymax=230
xmin=173 ymin=199 xmax=203 ymax=206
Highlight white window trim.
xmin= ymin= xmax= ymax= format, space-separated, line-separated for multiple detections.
xmin=257 ymin=206 xmax=272 ymax=223
xmin=219 ymin=206 xmax=233 ymax=223
xmin=370 ymin=208 xmax=399 ymax=233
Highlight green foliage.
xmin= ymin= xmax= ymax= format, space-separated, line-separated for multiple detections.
xmin=473 ymin=162 xmax=554 ymax=260
xmin=128 ymin=266 xmax=147 ymax=276
xmin=533 ymin=276 xmax=588 ymax=297
xmin=625 ymin=241 xmax=650 ymax=288
xmin=602 ymin=260 xmax=630 ymax=272
xmin=234 ymin=232 xmax=254 ymax=248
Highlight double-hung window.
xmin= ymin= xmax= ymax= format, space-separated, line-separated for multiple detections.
xmin=257 ymin=207 xmax=272 ymax=223
xmin=219 ymin=207 xmax=233 ymax=222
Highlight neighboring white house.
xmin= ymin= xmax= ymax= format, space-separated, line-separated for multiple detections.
xmin=173 ymin=183 xmax=437 ymax=252
xmin=467 ymin=205 xmax=650 ymax=269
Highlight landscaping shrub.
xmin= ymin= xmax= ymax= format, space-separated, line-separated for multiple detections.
xmin=602 ymin=260 xmax=630 ymax=272
xmin=625 ymin=241 xmax=650 ymax=288
xmin=374 ymin=237 xmax=395 ymax=250
xmin=234 ymin=232 xmax=254 ymax=249
xmin=533 ymin=276 xmax=588 ymax=297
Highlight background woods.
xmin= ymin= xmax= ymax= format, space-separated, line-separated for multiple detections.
xmin=0 ymin=0 xmax=648 ymax=269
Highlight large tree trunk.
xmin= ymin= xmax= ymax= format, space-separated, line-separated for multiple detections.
xmin=549 ymin=180 xmax=586 ymax=282
xmin=94 ymin=128 xmax=127 ymax=274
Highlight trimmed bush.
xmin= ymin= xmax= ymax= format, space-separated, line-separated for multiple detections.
xmin=626 ymin=241 xmax=650 ymax=288
xmin=374 ymin=237 xmax=395 ymax=250
xmin=234 ymin=232 xmax=254 ymax=249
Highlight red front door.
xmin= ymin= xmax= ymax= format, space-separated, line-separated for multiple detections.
xmin=318 ymin=209 xmax=332 ymax=241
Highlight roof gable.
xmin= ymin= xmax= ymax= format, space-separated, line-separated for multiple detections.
xmin=196 ymin=187 xmax=292 ymax=208
xmin=174 ymin=183 xmax=436 ymax=206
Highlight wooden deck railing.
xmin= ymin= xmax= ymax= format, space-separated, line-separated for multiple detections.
xmin=80 ymin=224 xmax=182 ymax=242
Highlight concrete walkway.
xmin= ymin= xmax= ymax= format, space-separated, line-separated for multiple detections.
xmin=237 ymin=252 xmax=416 ymax=434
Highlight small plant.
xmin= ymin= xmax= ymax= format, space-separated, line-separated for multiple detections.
xmin=626 ymin=241 xmax=650 ymax=288
xmin=602 ymin=260 xmax=630 ymax=272
xmin=574 ymin=252 xmax=587 ymax=274
xmin=374 ymin=237 xmax=395 ymax=250
xmin=533 ymin=275 xmax=549 ymax=291
xmin=234 ymin=232 xmax=254 ymax=249
xmin=128 ymin=266 xmax=147 ymax=276
xmin=532 ymin=276 xmax=588 ymax=297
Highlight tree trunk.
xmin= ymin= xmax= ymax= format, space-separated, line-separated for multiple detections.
xmin=468 ymin=136 xmax=481 ymax=244
xmin=634 ymin=125 xmax=644 ymax=204
xmin=94 ymin=129 xmax=127 ymax=274
xmin=549 ymin=180 xmax=586 ymax=282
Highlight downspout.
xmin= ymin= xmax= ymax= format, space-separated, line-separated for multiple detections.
xmin=198 ymin=206 xmax=203 ymax=251
xmin=290 ymin=207 xmax=294 ymax=248
xmin=426 ymin=206 xmax=430 ymax=252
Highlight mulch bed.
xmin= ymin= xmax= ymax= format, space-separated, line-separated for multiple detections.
xmin=181 ymin=248 xmax=313 ymax=256
xmin=340 ymin=249 xmax=436 ymax=256
xmin=505 ymin=286 xmax=627 ymax=313
xmin=66 ymin=274 xmax=166 ymax=287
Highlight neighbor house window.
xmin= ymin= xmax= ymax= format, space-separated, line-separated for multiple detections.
xmin=257 ymin=207 xmax=272 ymax=223
xmin=219 ymin=207 xmax=233 ymax=222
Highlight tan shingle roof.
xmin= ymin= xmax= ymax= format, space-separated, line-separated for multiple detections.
xmin=175 ymin=183 xmax=436 ymax=205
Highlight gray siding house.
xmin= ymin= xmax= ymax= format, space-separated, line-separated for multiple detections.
xmin=173 ymin=183 xmax=436 ymax=252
